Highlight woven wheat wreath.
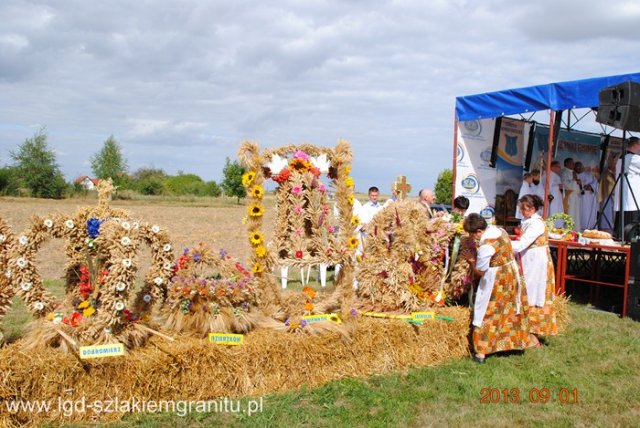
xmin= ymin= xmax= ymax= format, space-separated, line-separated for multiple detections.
xmin=7 ymin=180 xmax=174 ymax=348
xmin=546 ymin=213 xmax=575 ymax=234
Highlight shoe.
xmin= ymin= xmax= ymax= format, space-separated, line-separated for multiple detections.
xmin=471 ymin=354 xmax=485 ymax=364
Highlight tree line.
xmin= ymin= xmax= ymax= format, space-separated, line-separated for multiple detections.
xmin=0 ymin=130 xmax=247 ymax=201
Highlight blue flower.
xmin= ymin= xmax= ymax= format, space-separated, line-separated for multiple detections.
xmin=87 ymin=218 xmax=103 ymax=239
xmin=219 ymin=248 xmax=227 ymax=259
xmin=194 ymin=253 xmax=201 ymax=262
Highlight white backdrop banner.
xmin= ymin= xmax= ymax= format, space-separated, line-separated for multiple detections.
xmin=455 ymin=118 xmax=498 ymax=219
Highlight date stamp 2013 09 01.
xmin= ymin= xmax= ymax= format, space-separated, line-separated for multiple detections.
xmin=480 ymin=388 xmax=578 ymax=404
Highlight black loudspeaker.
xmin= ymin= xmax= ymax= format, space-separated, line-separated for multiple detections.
xmin=596 ymin=104 xmax=640 ymax=132
xmin=596 ymin=81 xmax=640 ymax=132
xmin=598 ymin=81 xmax=640 ymax=106
xmin=627 ymin=242 xmax=640 ymax=321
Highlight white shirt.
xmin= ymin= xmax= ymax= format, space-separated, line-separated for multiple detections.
xmin=561 ymin=168 xmax=579 ymax=192
xmin=476 ymin=226 xmax=502 ymax=271
xmin=359 ymin=200 xmax=383 ymax=225
xmin=614 ymin=152 xmax=640 ymax=212
xmin=512 ymin=214 xmax=545 ymax=253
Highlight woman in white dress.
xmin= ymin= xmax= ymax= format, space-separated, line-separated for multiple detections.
xmin=511 ymin=195 xmax=558 ymax=347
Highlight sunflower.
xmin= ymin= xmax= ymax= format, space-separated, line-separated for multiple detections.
xmin=248 ymin=204 xmax=265 ymax=217
xmin=289 ymin=158 xmax=311 ymax=172
xmin=249 ymin=231 xmax=264 ymax=245
xmin=345 ymin=176 xmax=355 ymax=188
xmin=242 ymin=171 xmax=256 ymax=187
xmin=347 ymin=236 xmax=359 ymax=249
xmin=350 ymin=215 xmax=360 ymax=226
xmin=348 ymin=195 xmax=354 ymax=205
xmin=250 ymin=185 xmax=264 ymax=199
xmin=255 ymin=245 xmax=267 ymax=258
xmin=251 ymin=262 xmax=263 ymax=273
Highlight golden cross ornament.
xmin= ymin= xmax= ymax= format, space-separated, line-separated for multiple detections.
xmin=393 ymin=176 xmax=412 ymax=200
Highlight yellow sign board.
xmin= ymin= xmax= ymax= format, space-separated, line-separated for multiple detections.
xmin=79 ymin=343 xmax=125 ymax=359
xmin=302 ymin=313 xmax=342 ymax=324
xmin=411 ymin=312 xmax=435 ymax=320
xmin=209 ymin=333 xmax=244 ymax=345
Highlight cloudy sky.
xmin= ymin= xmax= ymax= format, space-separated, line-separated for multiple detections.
xmin=1 ymin=0 xmax=639 ymax=193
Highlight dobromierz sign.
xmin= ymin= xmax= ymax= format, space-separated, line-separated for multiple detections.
xmin=79 ymin=343 xmax=125 ymax=359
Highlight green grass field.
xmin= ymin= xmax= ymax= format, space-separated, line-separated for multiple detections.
xmin=26 ymin=303 xmax=639 ymax=427
xmin=2 ymin=195 xmax=638 ymax=426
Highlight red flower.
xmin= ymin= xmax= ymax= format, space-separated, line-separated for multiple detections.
xmin=78 ymin=265 xmax=93 ymax=299
xmin=295 ymin=250 xmax=303 ymax=259
xmin=273 ymin=168 xmax=291 ymax=183
xmin=309 ymin=167 xmax=321 ymax=178
xmin=63 ymin=311 xmax=83 ymax=327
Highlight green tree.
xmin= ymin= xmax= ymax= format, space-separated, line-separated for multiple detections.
xmin=220 ymin=157 xmax=246 ymax=203
xmin=203 ymin=180 xmax=222 ymax=197
xmin=434 ymin=168 xmax=453 ymax=204
xmin=90 ymin=135 xmax=128 ymax=187
xmin=10 ymin=130 xmax=67 ymax=198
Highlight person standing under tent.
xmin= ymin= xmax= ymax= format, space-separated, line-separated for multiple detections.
xmin=614 ymin=137 xmax=640 ymax=238
xmin=575 ymin=161 xmax=599 ymax=230
xmin=462 ymin=213 xmax=528 ymax=363
xmin=598 ymin=155 xmax=618 ymax=233
xmin=530 ymin=169 xmax=545 ymax=215
xmin=511 ymin=195 xmax=558 ymax=347
xmin=515 ymin=172 xmax=533 ymax=220
xmin=561 ymin=158 xmax=581 ymax=231
xmin=548 ymin=161 xmax=565 ymax=219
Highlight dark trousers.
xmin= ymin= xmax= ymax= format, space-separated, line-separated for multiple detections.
xmin=614 ymin=210 xmax=640 ymax=240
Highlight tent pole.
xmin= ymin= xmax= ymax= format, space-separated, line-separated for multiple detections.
xmin=451 ymin=113 xmax=459 ymax=205
xmin=543 ymin=110 xmax=555 ymax=218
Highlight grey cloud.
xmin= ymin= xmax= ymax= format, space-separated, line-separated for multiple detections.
xmin=1 ymin=0 xmax=639 ymax=190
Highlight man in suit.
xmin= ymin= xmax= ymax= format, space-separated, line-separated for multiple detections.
xmin=417 ymin=188 xmax=435 ymax=218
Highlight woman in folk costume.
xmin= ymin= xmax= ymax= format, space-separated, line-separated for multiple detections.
xmin=463 ymin=214 xmax=528 ymax=363
xmin=511 ymin=195 xmax=558 ymax=346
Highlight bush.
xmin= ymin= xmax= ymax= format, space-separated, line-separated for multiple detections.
xmin=164 ymin=174 xmax=206 ymax=195
xmin=203 ymin=181 xmax=222 ymax=197
xmin=137 ymin=177 xmax=165 ymax=195
xmin=0 ymin=167 xmax=19 ymax=195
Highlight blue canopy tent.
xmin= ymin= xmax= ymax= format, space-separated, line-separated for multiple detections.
xmin=455 ymin=72 xmax=640 ymax=121
xmin=452 ymin=72 xmax=640 ymax=219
